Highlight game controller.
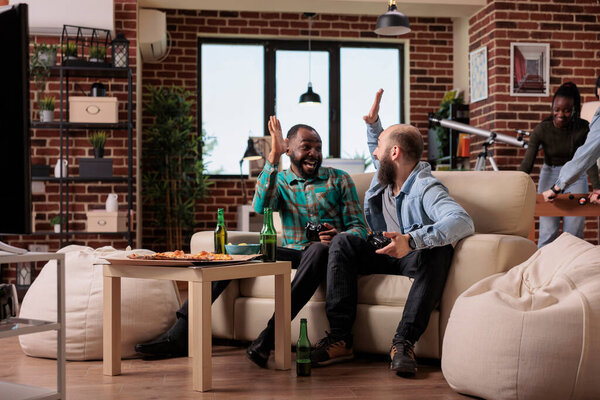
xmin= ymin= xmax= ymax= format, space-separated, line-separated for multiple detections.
xmin=305 ymin=221 xmax=326 ymax=242
xmin=367 ymin=231 xmax=392 ymax=251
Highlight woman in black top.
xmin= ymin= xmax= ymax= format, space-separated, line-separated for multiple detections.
xmin=519 ymin=82 xmax=600 ymax=248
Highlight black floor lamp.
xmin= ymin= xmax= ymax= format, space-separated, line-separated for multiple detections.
xmin=239 ymin=138 xmax=263 ymax=204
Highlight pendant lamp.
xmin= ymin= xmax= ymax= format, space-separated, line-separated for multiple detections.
xmin=299 ymin=13 xmax=321 ymax=104
xmin=375 ymin=0 xmax=411 ymax=36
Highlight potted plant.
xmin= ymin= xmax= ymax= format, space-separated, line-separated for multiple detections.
xmin=62 ymin=42 xmax=78 ymax=61
xmin=50 ymin=215 xmax=63 ymax=233
xmin=89 ymin=131 xmax=107 ymax=158
xmin=39 ymin=96 xmax=55 ymax=122
xmin=89 ymin=45 xmax=106 ymax=63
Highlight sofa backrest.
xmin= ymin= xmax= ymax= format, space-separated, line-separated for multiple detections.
xmin=350 ymin=171 xmax=536 ymax=238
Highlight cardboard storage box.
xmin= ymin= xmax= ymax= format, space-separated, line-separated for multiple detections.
xmin=69 ymin=96 xmax=118 ymax=123
xmin=86 ymin=210 xmax=128 ymax=232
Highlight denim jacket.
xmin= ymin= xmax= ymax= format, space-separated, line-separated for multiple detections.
xmin=556 ymin=105 xmax=600 ymax=190
xmin=364 ymin=119 xmax=474 ymax=249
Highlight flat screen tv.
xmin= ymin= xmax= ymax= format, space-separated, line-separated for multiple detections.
xmin=0 ymin=4 xmax=31 ymax=252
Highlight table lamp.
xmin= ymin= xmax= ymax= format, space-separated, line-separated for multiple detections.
xmin=240 ymin=138 xmax=263 ymax=204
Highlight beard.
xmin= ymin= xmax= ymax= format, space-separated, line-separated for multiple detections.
xmin=290 ymin=155 xmax=322 ymax=179
xmin=377 ymin=154 xmax=395 ymax=187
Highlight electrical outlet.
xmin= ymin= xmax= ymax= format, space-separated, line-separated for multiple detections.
xmin=28 ymin=244 xmax=49 ymax=253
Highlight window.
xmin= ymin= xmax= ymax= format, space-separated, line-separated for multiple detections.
xmin=199 ymin=39 xmax=404 ymax=176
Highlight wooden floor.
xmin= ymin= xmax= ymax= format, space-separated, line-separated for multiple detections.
xmin=1 ymin=336 xmax=470 ymax=399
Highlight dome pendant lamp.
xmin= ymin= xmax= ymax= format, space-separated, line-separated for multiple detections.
xmin=374 ymin=0 xmax=411 ymax=36
xmin=299 ymin=13 xmax=321 ymax=104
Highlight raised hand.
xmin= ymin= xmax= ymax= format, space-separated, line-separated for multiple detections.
xmin=363 ymin=89 xmax=384 ymax=124
xmin=267 ymin=115 xmax=286 ymax=164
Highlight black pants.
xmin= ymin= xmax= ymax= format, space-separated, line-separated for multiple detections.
xmin=325 ymin=234 xmax=453 ymax=344
xmin=175 ymin=245 xmax=329 ymax=348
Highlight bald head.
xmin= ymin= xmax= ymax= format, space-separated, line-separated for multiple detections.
xmin=381 ymin=124 xmax=424 ymax=164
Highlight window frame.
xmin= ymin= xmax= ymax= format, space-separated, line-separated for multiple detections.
xmin=198 ymin=37 xmax=405 ymax=177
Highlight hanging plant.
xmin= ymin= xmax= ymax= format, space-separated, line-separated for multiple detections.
xmin=432 ymin=90 xmax=464 ymax=157
xmin=143 ymin=86 xmax=212 ymax=250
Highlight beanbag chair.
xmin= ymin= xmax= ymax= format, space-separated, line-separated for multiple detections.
xmin=19 ymin=245 xmax=180 ymax=360
xmin=442 ymin=233 xmax=600 ymax=400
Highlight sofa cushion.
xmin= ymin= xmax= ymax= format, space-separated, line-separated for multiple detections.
xmin=239 ymin=270 xmax=413 ymax=307
xmin=352 ymin=171 xmax=535 ymax=238
xmin=442 ymin=233 xmax=600 ymax=400
xmin=18 ymin=245 xmax=180 ymax=360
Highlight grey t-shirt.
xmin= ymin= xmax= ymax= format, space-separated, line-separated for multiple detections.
xmin=382 ymin=184 xmax=402 ymax=233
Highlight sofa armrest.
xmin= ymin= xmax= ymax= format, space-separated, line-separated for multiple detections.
xmin=439 ymin=233 xmax=537 ymax=349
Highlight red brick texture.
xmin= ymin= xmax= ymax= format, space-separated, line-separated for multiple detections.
xmin=141 ymin=10 xmax=455 ymax=249
xmin=2 ymin=0 xmax=137 ymax=283
xmin=469 ymin=0 xmax=600 ymax=244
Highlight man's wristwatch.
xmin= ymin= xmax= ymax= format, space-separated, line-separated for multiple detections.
xmin=408 ymin=235 xmax=416 ymax=250
xmin=551 ymin=185 xmax=562 ymax=195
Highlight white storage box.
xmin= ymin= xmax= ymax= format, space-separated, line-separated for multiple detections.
xmin=86 ymin=210 xmax=128 ymax=232
xmin=69 ymin=96 xmax=118 ymax=123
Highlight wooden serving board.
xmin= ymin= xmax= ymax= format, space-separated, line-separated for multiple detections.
xmin=104 ymin=254 xmax=262 ymax=267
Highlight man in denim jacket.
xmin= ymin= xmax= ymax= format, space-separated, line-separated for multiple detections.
xmin=314 ymin=89 xmax=474 ymax=375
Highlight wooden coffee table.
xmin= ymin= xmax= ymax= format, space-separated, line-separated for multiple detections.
xmin=101 ymin=259 xmax=291 ymax=392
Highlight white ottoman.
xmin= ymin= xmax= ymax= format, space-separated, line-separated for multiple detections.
xmin=442 ymin=233 xmax=600 ymax=400
xmin=19 ymin=245 xmax=180 ymax=360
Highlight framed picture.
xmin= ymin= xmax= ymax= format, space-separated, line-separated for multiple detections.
xmin=469 ymin=46 xmax=488 ymax=103
xmin=510 ymin=42 xmax=550 ymax=97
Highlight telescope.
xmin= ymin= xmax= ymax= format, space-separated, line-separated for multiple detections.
xmin=429 ymin=116 xmax=528 ymax=149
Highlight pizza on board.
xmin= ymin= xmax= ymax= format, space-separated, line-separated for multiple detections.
xmin=128 ymin=250 xmax=233 ymax=261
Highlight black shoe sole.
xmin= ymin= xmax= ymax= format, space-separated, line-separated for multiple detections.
xmin=312 ymin=353 xmax=354 ymax=367
xmin=246 ymin=347 xmax=269 ymax=368
xmin=390 ymin=360 xmax=417 ymax=375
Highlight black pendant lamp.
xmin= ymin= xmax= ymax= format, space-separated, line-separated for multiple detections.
xmin=375 ymin=0 xmax=411 ymax=36
xmin=239 ymin=137 xmax=263 ymax=204
xmin=299 ymin=13 xmax=321 ymax=104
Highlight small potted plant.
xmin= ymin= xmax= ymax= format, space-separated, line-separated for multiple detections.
xmin=62 ymin=42 xmax=78 ymax=61
xmin=39 ymin=96 xmax=55 ymax=122
xmin=50 ymin=215 xmax=63 ymax=233
xmin=89 ymin=130 xmax=107 ymax=158
xmin=89 ymin=45 xmax=106 ymax=63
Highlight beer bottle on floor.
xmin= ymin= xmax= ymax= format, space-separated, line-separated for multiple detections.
xmin=260 ymin=207 xmax=276 ymax=262
xmin=296 ymin=318 xmax=311 ymax=377
xmin=214 ymin=208 xmax=227 ymax=254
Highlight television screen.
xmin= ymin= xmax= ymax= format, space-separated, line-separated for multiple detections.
xmin=0 ymin=4 xmax=31 ymax=235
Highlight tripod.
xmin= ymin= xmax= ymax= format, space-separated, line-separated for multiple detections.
xmin=474 ymin=137 xmax=499 ymax=171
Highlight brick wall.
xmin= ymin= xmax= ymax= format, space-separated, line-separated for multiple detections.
xmin=1 ymin=0 xmax=137 ymax=283
xmin=141 ymin=10 xmax=454 ymax=250
xmin=469 ymin=0 xmax=600 ymax=244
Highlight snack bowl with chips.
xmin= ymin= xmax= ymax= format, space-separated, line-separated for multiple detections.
xmin=225 ymin=243 xmax=261 ymax=255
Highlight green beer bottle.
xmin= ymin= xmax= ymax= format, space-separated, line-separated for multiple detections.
xmin=214 ymin=208 xmax=227 ymax=254
xmin=260 ymin=207 xmax=277 ymax=262
xmin=296 ymin=318 xmax=311 ymax=377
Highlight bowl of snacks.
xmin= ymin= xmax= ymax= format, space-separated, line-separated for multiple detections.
xmin=225 ymin=243 xmax=261 ymax=255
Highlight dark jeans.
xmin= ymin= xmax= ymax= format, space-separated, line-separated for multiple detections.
xmin=326 ymin=234 xmax=454 ymax=344
xmin=175 ymin=245 xmax=328 ymax=348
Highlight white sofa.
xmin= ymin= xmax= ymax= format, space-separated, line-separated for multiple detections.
xmin=191 ymin=171 xmax=538 ymax=358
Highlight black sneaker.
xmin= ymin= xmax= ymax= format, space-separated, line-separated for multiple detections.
xmin=135 ymin=318 xmax=188 ymax=359
xmin=246 ymin=328 xmax=274 ymax=368
xmin=390 ymin=338 xmax=417 ymax=375
xmin=310 ymin=331 xmax=354 ymax=367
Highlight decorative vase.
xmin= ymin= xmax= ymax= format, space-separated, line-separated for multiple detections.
xmin=54 ymin=159 xmax=68 ymax=178
xmin=40 ymin=110 xmax=54 ymax=122
xmin=94 ymin=148 xmax=104 ymax=158
xmin=105 ymin=193 xmax=118 ymax=212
